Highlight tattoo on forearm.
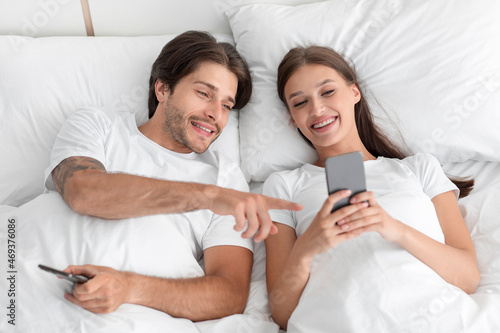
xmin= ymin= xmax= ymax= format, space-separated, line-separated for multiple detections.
xmin=52 ymin=157 xmax=105 ymax=196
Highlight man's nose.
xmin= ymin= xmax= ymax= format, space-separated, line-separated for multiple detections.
xmin=205 ymin=100 xmax=223 ymax=122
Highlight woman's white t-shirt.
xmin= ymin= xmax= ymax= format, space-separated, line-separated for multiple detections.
xmin=262 ymin=153 xmax=464 ymax=332
xmin=263 ymin=153 xmax=458 ymax=242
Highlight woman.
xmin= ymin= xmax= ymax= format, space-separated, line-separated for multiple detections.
xmin=262 ymin=46 xmax=480 ymax=331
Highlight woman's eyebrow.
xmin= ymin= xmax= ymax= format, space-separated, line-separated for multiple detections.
xmin=316 ymin=79 xmax=335 ymax=88
xmin=287 ymin=79 xmax=336 ymax=100
xmin=288 ymin=90 xmax=304 ymax=100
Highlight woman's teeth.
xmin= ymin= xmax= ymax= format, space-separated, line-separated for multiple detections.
xmin=312 ymin=117 xmax=335 ymax=129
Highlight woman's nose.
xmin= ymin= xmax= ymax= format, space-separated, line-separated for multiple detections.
xmin=310 ymin=98 xmax=325 ymax=115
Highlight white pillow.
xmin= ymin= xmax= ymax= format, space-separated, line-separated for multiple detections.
xmin=0 ymin=34 xmax=239 ymax=206
xmin=226 ymin=0 xmax=500 ymax=182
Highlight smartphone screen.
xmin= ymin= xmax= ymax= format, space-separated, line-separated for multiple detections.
xmin=325 ymin=151 xmax=367 ymax=213
xmin=39 ymin=264 xmax=89 ymax=283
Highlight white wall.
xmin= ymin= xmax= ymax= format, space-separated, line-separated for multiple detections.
xmin=0 ymin=0 xmax=87 ymax=36
xmin=89 ymin=0 xmax=232 ymax=36
xmin=0 ymin=0 xmax=322 ymax=37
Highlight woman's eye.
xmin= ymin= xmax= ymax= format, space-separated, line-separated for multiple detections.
xmin=322 ymin=89 xmax=335 ymax=96
xmin=293 ymin=100 xmax=307 ymax=108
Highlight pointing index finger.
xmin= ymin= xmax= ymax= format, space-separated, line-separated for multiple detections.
xmin=265 ymin=196 xmax=303 ymax=211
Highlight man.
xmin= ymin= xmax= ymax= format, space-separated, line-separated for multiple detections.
xmin=44 ymin=31 xmax=302 ymax=321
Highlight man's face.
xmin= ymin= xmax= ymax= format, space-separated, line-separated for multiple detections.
xmin=161 ymin=62 xmax=238 ymax=154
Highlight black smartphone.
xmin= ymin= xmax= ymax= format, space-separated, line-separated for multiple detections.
xmin=325 ymin=151 xmax=367 ymax=213
xmin=39 ymin=264 xmax=89 ymax=283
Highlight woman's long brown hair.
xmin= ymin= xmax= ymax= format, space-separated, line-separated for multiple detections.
xmin=277 ymin=46 xmax=473 ymax=198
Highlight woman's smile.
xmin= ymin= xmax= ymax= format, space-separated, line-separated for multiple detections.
xmin=310 ymin=115 xmax=339 ymax=132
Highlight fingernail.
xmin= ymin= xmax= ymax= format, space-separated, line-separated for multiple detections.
xmin=362 ymin=202 xmax=369 ymax=207
xmin=337 ymin=219 xmax=345 ymax=225
xmin=340 ymin=224 xmax=349 ymax=231
xmin=350 ymin=197 xmax=357 ymax=203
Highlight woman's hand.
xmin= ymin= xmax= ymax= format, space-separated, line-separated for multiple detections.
xmin=294 ymin=190 xmax=371 ymax=259
xmin=336 ymin=191 xmax=405 ymax=242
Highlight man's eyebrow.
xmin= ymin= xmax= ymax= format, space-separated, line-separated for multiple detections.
xmin=287 ymin=79 xmax=336 ymax=100
xmin=195 ymin=81 xmax=235 ymax=105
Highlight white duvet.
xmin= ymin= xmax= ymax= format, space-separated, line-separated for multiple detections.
xmin=1 ymin=161 xmax=499 ymax=333
xmin=0 ymin=193 xmax=278 ymax=333
xmin=287 ymin=160 xmax=500 ymax=332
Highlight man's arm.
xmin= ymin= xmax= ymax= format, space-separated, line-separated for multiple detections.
xmin=52 ymin=156 xmax=302 ymax=241
xmin=63 ymin=246 xmax=253 ymax=321
xmin=52 ymin=156 xmax=216 ymax=219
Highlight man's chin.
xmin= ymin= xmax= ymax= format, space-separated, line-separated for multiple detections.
xmin=191 ymin=147 xmax=209 ymax=154
xmin=189 ymin=141 xmax=214 ymax=154
xmin=186 ymin=131 xmax=220 ymax=153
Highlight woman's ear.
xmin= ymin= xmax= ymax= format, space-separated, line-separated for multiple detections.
xmin=155 ymin=80 xmax=169 ymax=103
xmin=352 ymin=83 xmax=361 ymax=104
xmin=289 ymin=113 xmax=298 ymax=128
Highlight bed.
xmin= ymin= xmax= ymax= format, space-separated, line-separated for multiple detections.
xmin=1 ymin=1 xmax=499 ymax=332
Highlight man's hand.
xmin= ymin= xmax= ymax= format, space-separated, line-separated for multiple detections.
xmin=62 ymin=246 xmax=253 ymax=320
xmin=63 ymin=265 xmax=131 ymax=314
xmin=204 ymin=186 xmax=303 ymax=242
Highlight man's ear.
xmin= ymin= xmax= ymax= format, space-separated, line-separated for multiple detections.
xmin=155 ymin=80 xmax=169 ymax=103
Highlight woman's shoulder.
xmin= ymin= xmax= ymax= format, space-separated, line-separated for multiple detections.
xmin=264 ymin=166 xmax=303 ymax=190
xmin=399 ymin=152 xmax=442 ymax=172
xmin=263 ymin=163 xmax=322 ymax=197
xmin=370 ymin=153 xmax=444 ymax=181
xmin=266 ymin=163 xmax=323 ymax=184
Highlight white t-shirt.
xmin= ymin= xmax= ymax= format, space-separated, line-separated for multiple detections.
xmin=263 ymin=153 xmax=458 ymax=242
xmin=262 ymin=154 xmax=463 ymax=332
xmin=45 ymin=107 xmax=252 ymax=260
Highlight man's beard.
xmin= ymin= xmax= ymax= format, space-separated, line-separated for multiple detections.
xmin=162 ymin=99 xmax=220 ymax=154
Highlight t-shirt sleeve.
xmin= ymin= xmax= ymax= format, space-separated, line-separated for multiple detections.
xmin=405 ymin=153 xmax=459 ymax=200
xmin=44 ymin=107 xmax=110 ymax=191
xmin=262 ymin=171 xmax=297 ymax=229
xmin=202 ymin=154 xmax=253 ymax=252
xmin=202 ymin=214 xmax=253 ymax=252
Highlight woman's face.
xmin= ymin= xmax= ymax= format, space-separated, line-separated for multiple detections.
xmin=284 ymin=64 xmax=361 ymax=150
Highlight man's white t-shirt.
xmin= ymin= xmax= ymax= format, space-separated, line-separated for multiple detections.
xmin=45 ymin=107 xmax=252 ymax=260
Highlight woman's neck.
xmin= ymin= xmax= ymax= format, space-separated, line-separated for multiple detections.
xmin=314 ymin=140 xmax=376 ymax=167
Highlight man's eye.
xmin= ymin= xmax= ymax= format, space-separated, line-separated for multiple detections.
xmin=198 ymin=91 xmax=208 ymax=97
xmin=223 ymin=104 xmax=233 ymax=111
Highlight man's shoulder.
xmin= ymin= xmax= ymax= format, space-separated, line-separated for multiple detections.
xmin=70 ymin=107 xmax=134 ymax=123
xmin=203 ymin=150 xmax=249 ymax=192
